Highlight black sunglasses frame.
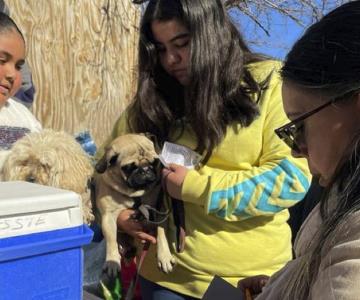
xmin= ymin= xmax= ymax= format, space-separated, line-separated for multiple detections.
xmin=275 ymin=99 xmax=336 ymax=152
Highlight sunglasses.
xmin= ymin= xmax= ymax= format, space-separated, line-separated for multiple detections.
xmin=275 ymin=98 xmax=339 ymax=153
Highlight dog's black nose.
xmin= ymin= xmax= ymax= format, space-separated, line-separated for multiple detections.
xmin=127 ymin=166 xmax=157 ymax=189
xmin=26 ymin=175 xmax=36 ymax=183
xmin=140 ymin=166 xmax=157 ymax=182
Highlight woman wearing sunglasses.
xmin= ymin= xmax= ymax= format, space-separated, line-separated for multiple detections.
xmin=98 ymin=0 xmax=311 ymax=299
xmin=239 ymin=1 xmax=360 ymax=299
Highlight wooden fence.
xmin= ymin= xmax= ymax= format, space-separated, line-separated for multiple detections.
xmin=6 ymin=0 xmax=140 ymax=146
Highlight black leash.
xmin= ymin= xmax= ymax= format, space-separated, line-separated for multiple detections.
xmin=131 ymin=189 xmax=170 ymax=225
xmin=125 ymin=193 xmax=170 ymax=300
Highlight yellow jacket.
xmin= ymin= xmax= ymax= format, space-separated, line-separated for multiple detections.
xmin=99 ymin=60 xmax=310 ymax=298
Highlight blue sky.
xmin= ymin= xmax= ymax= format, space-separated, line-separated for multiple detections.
xmin=230 ymin=8 xmax=307 ymax=60
xmin=229 ymin=2 xmax=346 ymax=60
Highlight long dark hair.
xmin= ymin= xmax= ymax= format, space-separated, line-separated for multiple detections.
xmin=282 ymin=1 xmax=360 ymax=98
xmin=280 ymin=2 xmax=360 ymax=298
xmin=128 ymin=0 xmax=267 ymax=161
xmin=0 ymin=12 xmax=24 ymax=40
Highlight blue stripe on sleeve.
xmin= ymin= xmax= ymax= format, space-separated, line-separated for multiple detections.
xmin=209 ymin=159 xmax=309 ymax=218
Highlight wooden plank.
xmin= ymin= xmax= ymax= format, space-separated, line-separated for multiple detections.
xmin=6 ymin=0 xmax=139 ymax=146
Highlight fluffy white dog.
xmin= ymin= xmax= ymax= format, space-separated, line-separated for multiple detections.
xmin=1 ymin=129 xmax=95 ymax=224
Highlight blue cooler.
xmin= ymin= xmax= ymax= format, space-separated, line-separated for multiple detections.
xmin=0 ymin=182 xmax=94 ymax=300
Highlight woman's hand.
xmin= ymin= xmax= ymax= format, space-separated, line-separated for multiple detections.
xmin=162 ymin=163 xmax=188 ymax=199
xmin=237 ymin=275 xmax=269 ymax=298
xmin=117 ymin=209 xmax=156 ymax=244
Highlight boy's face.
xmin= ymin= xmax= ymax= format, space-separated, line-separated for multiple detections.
xmin=0 ymin=29 xmax=25 ymax=108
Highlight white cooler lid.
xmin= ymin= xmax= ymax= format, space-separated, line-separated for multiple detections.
xmin=0 ymin=181 xmax=83 ymax=238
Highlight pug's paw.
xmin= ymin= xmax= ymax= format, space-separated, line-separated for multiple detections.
xmin=157 ymin=252 xmax=176 ymax=274
xmin=103 ymin=260 xmax=121 ymax=278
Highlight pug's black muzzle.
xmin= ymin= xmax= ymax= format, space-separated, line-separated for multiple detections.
xmin=126 ymin=166 xmax=157 ymax=189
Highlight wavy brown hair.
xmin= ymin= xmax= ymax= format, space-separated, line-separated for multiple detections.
xmin=128 ymin=0 xmax=268 ymax=161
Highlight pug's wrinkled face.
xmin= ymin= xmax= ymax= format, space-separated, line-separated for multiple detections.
xmin=120 ymin=158 xmax=160 ymax=189
xmin=96 ymin=134 xmax=161 ymax=196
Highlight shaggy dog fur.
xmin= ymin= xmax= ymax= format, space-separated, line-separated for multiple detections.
xmin=1 ymin=129 xmax=95 ymax=224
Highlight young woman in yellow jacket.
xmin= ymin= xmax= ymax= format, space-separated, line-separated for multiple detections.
xmin=100 ymin=0 xmax=310 ymax=299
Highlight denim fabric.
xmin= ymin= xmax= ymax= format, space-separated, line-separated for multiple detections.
xmin=139 ymin=276 xmax=199 ymax=300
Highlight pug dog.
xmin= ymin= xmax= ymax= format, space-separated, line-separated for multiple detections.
xmin=95 ymin=134 xmax=175 ymax=277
